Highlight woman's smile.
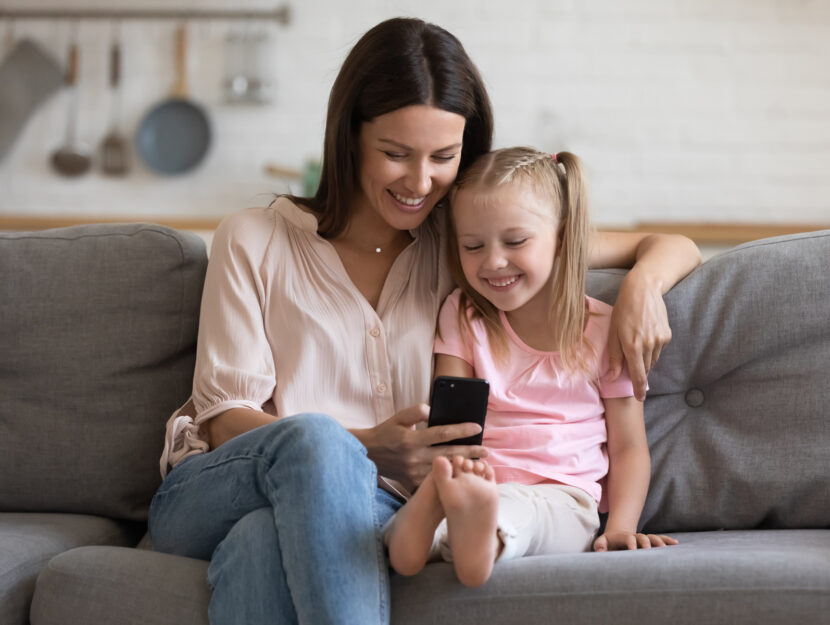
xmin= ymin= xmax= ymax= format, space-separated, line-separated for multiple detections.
xmin=388 ymin=189 xmax=427 ymax=213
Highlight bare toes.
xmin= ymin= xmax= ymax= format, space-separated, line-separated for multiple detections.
xmin=433 ymin=456 xmax=453 ymax=483
xmin=482 ymin=463 xmax=495 ymax=481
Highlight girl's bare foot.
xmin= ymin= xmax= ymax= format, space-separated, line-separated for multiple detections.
xmin=433 ymin=455 xmax=500 ymax=587
xmin=386 ymin=471 xmax=444 ymax=576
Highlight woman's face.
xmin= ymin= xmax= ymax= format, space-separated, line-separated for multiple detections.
xmin=356 ymin=105 xmax=466 ymax=232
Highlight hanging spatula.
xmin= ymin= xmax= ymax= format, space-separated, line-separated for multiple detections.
xmin=100 ymin=37 xmax=128 ymax=175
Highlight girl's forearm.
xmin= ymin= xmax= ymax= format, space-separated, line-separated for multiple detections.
xmin=604 ymin=445 xmax=651 ymax=533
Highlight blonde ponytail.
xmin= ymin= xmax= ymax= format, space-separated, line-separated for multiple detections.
xmin=548 ymin=151 xmax=593 ymax=372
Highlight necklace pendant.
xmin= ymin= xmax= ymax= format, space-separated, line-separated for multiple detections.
xmin=375 ymin=247 xmax=382 ymax=254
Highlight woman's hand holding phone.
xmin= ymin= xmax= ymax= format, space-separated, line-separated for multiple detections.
xmin=354 ymin=403 xmax=488 ymax=492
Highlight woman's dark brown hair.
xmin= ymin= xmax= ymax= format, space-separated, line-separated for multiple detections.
xmin=293 ymin=17 xmax=494 ymax=238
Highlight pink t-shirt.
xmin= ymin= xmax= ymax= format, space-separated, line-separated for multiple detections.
xmin=434 ymin=289 xmax=635 ymax=504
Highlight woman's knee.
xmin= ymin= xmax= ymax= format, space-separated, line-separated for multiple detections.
xmin=266 ymin=412 xmax=367 ymax=461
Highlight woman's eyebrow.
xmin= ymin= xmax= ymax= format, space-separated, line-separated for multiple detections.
xmin=378 ymin=138 xmax=463 ymax=152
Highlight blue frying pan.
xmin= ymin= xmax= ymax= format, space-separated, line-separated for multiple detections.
xmin=136 ymin=26 xmax=210 ymax=175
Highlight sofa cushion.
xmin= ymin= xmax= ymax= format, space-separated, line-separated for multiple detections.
xmin=588 ymin=231 xmax=830 ymax=533
xmin=0 ymin=513 xmax=139 ymax=625
xmin=30 ymin=546 xmax=210 ymax=625
xmin=392 ymin=529 xmax=830 ymax=625
xmin=0 ymin=224 xmax=207 ymax=521
xmin=29 ymin=530 xmax=830 ymax=625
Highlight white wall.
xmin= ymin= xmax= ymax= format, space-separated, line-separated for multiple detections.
xmin=1 ymin=0 xmax=829 ymax=226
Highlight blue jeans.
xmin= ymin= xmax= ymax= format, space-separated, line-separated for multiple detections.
xmin=148 ymin=413 xmax=402 ymax=625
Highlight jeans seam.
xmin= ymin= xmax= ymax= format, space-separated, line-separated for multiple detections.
xmin=370 ymin=465 xmax=388 ymax=625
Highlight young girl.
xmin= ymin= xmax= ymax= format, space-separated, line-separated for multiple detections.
xmin=386 ymin=147 xmax=678 ymax=588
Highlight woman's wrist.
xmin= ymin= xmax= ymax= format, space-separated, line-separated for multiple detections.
xmin=633 ymin=233 xmax=701 ymax=294
xmin=347 ymin=425 xmax=376 ymax=452
xmin=623 ymin=261 xmax=666 ymax=296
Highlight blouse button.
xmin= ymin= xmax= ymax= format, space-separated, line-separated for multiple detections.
xmin=369 ymin=327 xmax=381 ymax=338
xmin=376 ymin=383 xmax=387 ymax=394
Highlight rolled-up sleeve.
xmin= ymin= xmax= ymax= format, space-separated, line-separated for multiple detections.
xmin=192 ymin=210 xmax=277 ymax=423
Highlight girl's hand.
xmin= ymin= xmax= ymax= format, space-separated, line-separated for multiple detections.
xmin=354 ymin=404 xmax=488 ymax=492
xmin=593 ymin=531 xmax=678 ymax=551
xmin=607 ymin=268 xmax=672 ymax=401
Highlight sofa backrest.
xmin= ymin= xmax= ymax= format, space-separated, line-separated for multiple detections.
xmin=588 ymin=230 xmax=830 ymax=533
xmin=2 ymin=223 xmax=826 ymax=531
xmin=0 ymin=224 xmax=206 ymax=521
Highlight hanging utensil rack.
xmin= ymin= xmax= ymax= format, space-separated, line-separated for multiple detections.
xmin=0 ymin=5 xmax=291 ymax=24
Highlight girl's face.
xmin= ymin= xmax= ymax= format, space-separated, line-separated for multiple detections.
xmin=452 ymin=181 xmax=559 ymax=315
xmin=356 ymin=105 xmax=466 ymax=233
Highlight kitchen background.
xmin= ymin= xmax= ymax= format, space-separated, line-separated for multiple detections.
xmin=1 ymin=0 xmax=828 ymax=254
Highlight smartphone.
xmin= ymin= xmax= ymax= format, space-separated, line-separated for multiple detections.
xmin=428 ymin=375 xmax=490 ymax=446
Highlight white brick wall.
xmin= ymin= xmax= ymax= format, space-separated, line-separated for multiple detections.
xmin=1 ymin=0 xmax=828 ymax=226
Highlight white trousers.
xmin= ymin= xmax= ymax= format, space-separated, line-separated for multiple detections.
xmin=430 ymin=482 xmax=600 ymax=562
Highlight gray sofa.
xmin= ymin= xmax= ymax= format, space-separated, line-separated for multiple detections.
xmin=1 ymin=223 xmax=828 ymax=625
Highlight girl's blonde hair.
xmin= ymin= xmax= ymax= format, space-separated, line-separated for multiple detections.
xmin=446 ymin=146 xmax=594 ymax=372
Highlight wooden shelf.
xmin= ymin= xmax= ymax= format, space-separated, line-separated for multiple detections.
xmin=1 ymin=215 xmax=826 ymax=246
xmin=0 ymin=215 xmax=222 ymax=232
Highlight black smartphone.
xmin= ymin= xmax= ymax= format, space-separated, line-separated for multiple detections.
xmin=428 ymin=375 xmax=490 ymax=446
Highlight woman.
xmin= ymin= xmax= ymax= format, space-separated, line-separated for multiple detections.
xmin=149 ymin=17 xmax=700 ymax=625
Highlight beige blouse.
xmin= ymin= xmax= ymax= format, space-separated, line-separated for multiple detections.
xmin=160 ymin=198 xmax=453 ymax=492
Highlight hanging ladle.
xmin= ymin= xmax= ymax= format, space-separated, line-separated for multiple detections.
xmin=50 ymin=40 xmax=91 ymax=177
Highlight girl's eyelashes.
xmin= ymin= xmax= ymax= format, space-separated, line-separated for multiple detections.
xmin=459 ymin=237 xmax=529 ymax=252
xmin=382 ymin=151 xmax=406 ymax=160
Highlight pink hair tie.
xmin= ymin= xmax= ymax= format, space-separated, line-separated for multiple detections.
xmin=551 ymin=153 xmax=558 ymax=163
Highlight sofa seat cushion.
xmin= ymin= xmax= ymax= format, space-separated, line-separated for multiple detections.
xmin=392 ymin=529 xmax=830 ymax=625
xmin=31 ymin=546 xmax=210 ymax=625
xmin=0 ymin=513 xmax=139 ymax=625
xmin=29 ymin=530 xmax=829 ymax=625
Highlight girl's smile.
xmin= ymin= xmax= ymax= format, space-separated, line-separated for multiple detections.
xmin=483 ymin=274 xmax=522 ymax=290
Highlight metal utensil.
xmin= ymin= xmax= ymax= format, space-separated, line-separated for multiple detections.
xmin=100 ymin=36 xmax=128 ymax=175
xmin=136 ymin=24 xmax=210 ymax=175
xmin=50 ymin=41 xmax=91 ymax=177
